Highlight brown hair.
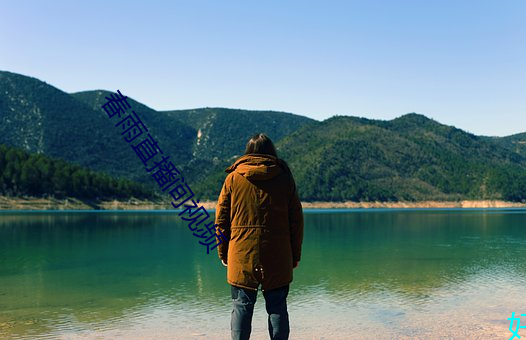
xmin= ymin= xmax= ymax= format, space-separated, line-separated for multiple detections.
xmin=244 ymin=133 xmax=277 ymax=156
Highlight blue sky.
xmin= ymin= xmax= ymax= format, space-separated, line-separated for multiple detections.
xmin=1 ymin=0 xmax=524 ymax=136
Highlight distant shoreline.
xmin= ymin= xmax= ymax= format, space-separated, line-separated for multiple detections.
xmin=1 ymin=196 xmax=525 ymax=211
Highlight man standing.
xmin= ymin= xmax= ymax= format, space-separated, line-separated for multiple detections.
xmin=215 ymin=133 xmax=304 ymax=340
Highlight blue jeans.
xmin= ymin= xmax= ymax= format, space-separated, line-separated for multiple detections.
xmin=231 ymin=285 xmax=290 ymax=340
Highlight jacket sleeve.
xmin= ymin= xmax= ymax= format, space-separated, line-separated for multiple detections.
xmin=288 ymin=174 xmax=304 ymax=262
xmin=215 ymin=174 xmax=232 ymax=262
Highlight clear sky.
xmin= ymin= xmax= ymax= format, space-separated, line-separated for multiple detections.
xmin=1 ymin=0 xmax=524 ymax=136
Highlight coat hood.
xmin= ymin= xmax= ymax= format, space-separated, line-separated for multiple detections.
xmin=226 ymin=154 xmax=288 ymax=181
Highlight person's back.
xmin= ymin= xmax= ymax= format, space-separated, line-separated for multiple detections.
xmin=215 ymin=133 xmax=304 ymax=340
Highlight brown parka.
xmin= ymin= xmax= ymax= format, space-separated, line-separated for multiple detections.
xmin=215 ymin=154 xmax=304 ymax=291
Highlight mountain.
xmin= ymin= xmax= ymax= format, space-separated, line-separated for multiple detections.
xmin=157 ymin=108 xmax=316 ymax=197
xmin=1 ymin=70 xmax=525 ymax=202
xmin=71 ymin=89 xmax=196 ymax=167
xmin=0 ymin=71 xmax=314 ymax=193
xmin=162 ymin=108 xmax=315 ymax=160
xmin=277 ymin=114 xmax=526 ymax=201
xmin=0 ymin=71 xmax=194 ymax=184
xmin=488 ymin=132 xmax=526 ymax=158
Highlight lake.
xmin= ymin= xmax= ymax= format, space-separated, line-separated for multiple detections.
xmin=1 ymin=209 xmax=525 ymax=339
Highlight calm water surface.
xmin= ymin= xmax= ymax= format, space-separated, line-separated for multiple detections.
xmin=1 ymin=209 xmax=525 ymax=339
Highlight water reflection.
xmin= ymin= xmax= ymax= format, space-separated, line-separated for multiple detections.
xmin=1 ymin=210 xmax=525 ymax=338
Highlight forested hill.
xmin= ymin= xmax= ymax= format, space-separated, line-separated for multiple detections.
xmin=1 ymin=70 xmax=525 ymax=202
xmin=278 ymin=115 xmax=526 ymax=201
xmin=0 ymin=71 xmax=197 ymax=182
xmin=0 ymin=144 xmax=155 ymax=199
xmin=161 ymin=108 xmax=315 ymax=160
xmin=488 ymin=132 xmax=526 ymax=158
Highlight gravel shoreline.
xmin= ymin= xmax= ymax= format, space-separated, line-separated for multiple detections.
xmin=1 ymin=196 xmax=525 ymax=211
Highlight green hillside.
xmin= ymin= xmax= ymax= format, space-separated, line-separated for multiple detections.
xmin=0 ymin=71 xmax=164 ymax=183
xmin=72 ymin=90 xmax=196 ymax=166
xmin=488 ymin=132 xmax=526 ymax=158
xmin=163 ymin=107 xmax=315 ymax=160
xmin=159 ymin=108 xmax=316 ymax=197
xmin=0 ymin=144 xmax=155 ymax=199
xmin=1 ymin=70 xmax=525 ymax=203
xmin=278 ymin=114 xmax=526 ymax=201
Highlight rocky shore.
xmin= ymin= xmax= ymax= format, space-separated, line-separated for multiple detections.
xmin=1 ymin=196 xmax=525 ymax=211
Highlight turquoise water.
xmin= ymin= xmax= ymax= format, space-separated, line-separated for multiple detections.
xmin=1 ymin=209 xmax=525 ymax=339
